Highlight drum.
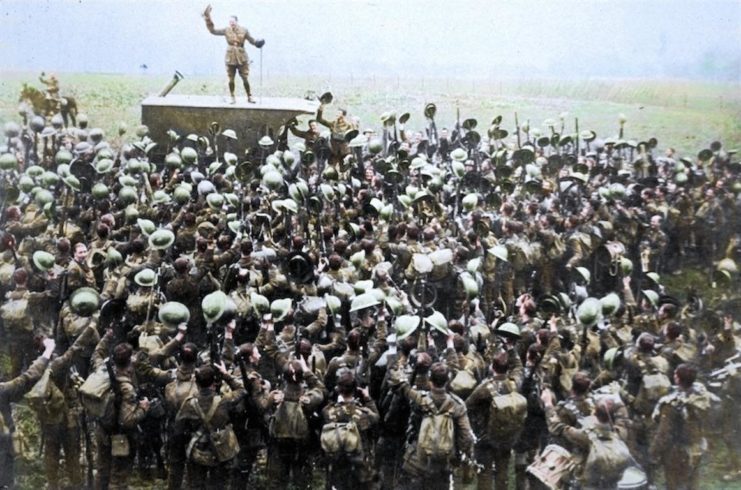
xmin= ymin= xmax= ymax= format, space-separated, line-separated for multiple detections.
xmin=526 ymin=444 xmax=574 ymax=490
xmin=618 ymin=465 xmax=647 ymax=489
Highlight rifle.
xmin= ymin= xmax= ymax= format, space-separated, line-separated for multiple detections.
xmin=709 ymin=352 xmax=741 ymax=380
xmin=57 ymin=187 xmax=68 ymax=237
xmin=514 ymin=112 xmax=521 ymax=149
xmin=574 ymin=118 xmax=580 ymax=156
xmin=144 ymin=267 xmax=161 ymax=324
xmin=356 ymin=335 xmax=370 ymax=388
xmin=71 ymin=365 xmax=95 ymax=489
xmin=207 ymin=322 xmax=222 ymax=365
xmin=53 ymin=271 xmax=69 ymax=341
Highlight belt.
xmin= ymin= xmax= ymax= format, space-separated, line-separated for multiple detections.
xmin=229 ymin=43 xmax=244 ymax=47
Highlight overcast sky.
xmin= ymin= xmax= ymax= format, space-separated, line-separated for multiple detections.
xmin=1 ymin=0 xmax=739 ymax=80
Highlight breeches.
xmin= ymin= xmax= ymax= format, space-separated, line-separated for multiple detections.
xmin=226 ymin=64 xmax=249 ymax=80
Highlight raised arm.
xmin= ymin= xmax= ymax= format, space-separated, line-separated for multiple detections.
xmin=315 ymin=106 xmax=333 ymax=129
xmin=203 ymin=5 xmax=225 ymax=36
xmin=0 ymin=338 xmax=55 ymax=402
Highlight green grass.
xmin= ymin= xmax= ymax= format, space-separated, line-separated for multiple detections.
xmin=0 ymin=72 xmax=739 ymax=156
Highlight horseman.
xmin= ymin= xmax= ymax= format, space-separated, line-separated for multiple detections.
xmin=39 ymin=72 xmax=61 ymax=108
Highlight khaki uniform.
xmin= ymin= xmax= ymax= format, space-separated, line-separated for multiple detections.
xmin=322 ymin=397 xmax=380 ymax=489
xmin=650 ymin=383 xmax=713 ymax=490
xmin=40 ymin=326 xmax=97 ymax=490
xmin=39 ymin=73 xmax=60 ymax=100
xmin=316 ymin=106 xmax=358 ymax=165
xmin=90 ymin=332 xmax=149 ymax=490
xmin=0 ymin=354 xmax=51 ymax=489
xmin=174 ymin=374 xmax=246 ymax=489
xmin=2 ymin=286 xmax=45 ymax=376
xmin=66 ymin=259 xmax=96 ymax=293
xmin=397 ymin=382 xmax=474 ymax=490
xmin=466 ymin=370 xmax=524 ymax=490
xmin=205 ymin=15 xmax=259 ymax=98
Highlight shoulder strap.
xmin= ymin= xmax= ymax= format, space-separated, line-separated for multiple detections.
xmin=190 ymin=396 xmax=221 ymax=433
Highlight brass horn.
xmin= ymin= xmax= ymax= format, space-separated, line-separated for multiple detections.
xmin=159 ymin=70 xmax=184 ymax=97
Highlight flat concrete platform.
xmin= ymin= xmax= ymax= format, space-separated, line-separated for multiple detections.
xmin=141 ymin=94 xmax=318 ymax=156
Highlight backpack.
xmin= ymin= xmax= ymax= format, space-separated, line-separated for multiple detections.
xmin=26 ymin=367 xmax=66 ymax=425
xmin=0 ymin=297 xmax=32 ymax=332
xmin=450 ymin=369 xmax=477 ymax=399
xmin=269 ymin=400 xmax=310 ymax=442
xmin=487 ymin=382 xmax=527 ymax=444
xmin=416 ymin=395 xmax=456 ymax=465
xmin=79 ymin=364 xmax=115 ymax=424
xmin=583 ymin=427 xmax=632 ymax=487
xmin=634 ymin=372 xmax=671 ymax=415
xmin=320 ymin=405 xmax=362 ymax=458
xmin=186 ymin=396 xmax=240 ymax=466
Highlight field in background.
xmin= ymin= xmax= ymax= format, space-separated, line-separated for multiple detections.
xmin=0 ymin=72 xmax=739 ymax=157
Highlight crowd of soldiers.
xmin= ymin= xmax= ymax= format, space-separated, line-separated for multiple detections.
xmin=0 ymin=93 xmax=740 ymax=490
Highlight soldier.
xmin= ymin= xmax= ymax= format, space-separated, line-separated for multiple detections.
xmin=321 ymin=370 xmax=380 ymax=490
xmin=90 ymin=331 xmax=152 ymax=490
xmin=390 ymin=362 xmax=475 ymax=490
xmin=39 ymin=71 xmax=61 ymax=103
xmin=66 ymin=242 xmax=96 ymax=293
xmin=223 ymin=340 xmax=271 ymax=489
xmin=174 ymin=362 xmax=245 ymax=489
xmin=650 ymin=363 xmax=714 ymax=490
xmin=264 ymin=355 xmax=325 ymax=490
xmin=288 ymin=118 xmax=322 ymax=148
xmin=203 ymin=4 xmax=265 ymax=103
xmin=1 ymin=268 xmax=49 ymax=377
xmin=34 ymin=326 xmax=97 ymax=490
xmin=465 ymin=350 xmax=525 ymax=490
xmin=316 ymin=104 xmax=358 ymax=166
xmin=542 ymin=390 xmax=634 ymax=489
xmin=640 ymin=215 xmax=668 ymax=273
xmin=0 ymin=338 xmax=56 ymax=489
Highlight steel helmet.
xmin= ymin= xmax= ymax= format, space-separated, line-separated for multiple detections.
xmin=497 ymin=322 xmax=521 ymax=339
xmin=350 ymin=292 xmax=381 ymax=313
xmin=424 ymin=310 xmax=450 ymax=335
xmin=395 ymin=315 xmax=421 ymax=340
xmin=577 ymin=297 xmax=602 ymax=326
xmin=250 ymin=293 xmax=270 ymax=315
xmin=134 ymin=268 xmax=157 ymax=287
xmin=69 ymin=287 xmax=100 ymax=316
xmin=181 ymin=147 xmax=198 ymax=165
xmin=600 ymin=292 xmax=621 ymax=317
xmin=32 ymin=251 xmax=55 ymax=271
xmin=158 ymin=301 xmax=190 ymax=327
xmin=270 ymin=298 xmax=293 ymax=322
xmin=148 ymin=229 xmax=175 ymax=250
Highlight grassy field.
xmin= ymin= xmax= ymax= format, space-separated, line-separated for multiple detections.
xmin=0 ymin=72 xmax=739 ymax=157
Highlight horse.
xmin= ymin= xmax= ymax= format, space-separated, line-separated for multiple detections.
xmin=18 ymin=83 xmax=78 ymax=127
